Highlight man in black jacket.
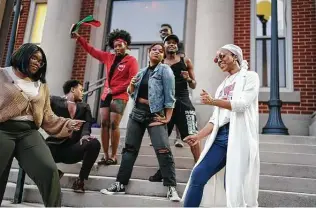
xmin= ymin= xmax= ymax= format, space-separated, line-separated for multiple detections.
xmin=46 ymin=80 xmax=101 ymax=193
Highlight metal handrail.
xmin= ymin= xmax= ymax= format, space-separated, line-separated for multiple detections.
xmin=83 ymin=77 xmax=106 ymax=103
xmin=87 ymin=77 xmax=106 ymax=88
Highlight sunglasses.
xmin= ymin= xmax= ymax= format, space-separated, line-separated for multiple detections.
xmin=214 ymin=52 xmax=234 ymax=63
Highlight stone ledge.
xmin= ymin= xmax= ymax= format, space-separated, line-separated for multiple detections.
xmin=259 ymin=91 xmax=301 ymax=103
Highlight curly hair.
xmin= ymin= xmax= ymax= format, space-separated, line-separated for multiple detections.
xmin=107 ymin=29 xmax=132 ymax=49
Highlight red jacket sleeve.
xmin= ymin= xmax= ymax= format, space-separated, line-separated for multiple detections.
xmin=111 ymin=58 xmax=139 ymax=96
xmin=77 ymin=36 xmax=110 ymax=63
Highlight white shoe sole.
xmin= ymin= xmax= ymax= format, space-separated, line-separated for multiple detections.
xmin=100 ymin=189 xmax=125 ymax=195
xmin=168 ymin=196 xmax=181 ymax=202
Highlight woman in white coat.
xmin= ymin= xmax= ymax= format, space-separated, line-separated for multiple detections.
xmin=182 ymin=44 xmax=260 ymax=207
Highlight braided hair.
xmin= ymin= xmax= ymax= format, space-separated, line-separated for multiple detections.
xmin=10 ymin=43 xmax=47 ymax=83
xmin=107 ymin=29 xmax=132 ymax=49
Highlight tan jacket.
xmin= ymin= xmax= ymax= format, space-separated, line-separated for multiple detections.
xmin=0 ymin=67 xmax=72 ymax=137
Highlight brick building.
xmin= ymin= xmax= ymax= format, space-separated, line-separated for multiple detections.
xmin=0 ymin=0 xmax=315 ymax=135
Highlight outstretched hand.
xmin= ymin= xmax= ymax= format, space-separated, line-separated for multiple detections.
xmin=183 ymin=134 xmax=200 ymax=146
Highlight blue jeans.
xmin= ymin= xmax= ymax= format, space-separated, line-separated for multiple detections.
xmin=183 ymin=123 xmax=229 ymax=207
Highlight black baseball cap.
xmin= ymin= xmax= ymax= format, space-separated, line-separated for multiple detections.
xmin=163 ymin=34 xmax=179 ymax=44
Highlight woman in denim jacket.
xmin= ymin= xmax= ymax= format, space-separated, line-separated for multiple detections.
xmin=100 ymin=43 xmax=181 ymax=202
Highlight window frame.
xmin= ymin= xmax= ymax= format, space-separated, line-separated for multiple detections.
xmin=250 ymin=0 xmax=293 ymax=92
xmin=110 ymin=0 xmax=187 ymax=44
xmin=23 ymin=0 xmax=47 ymax=45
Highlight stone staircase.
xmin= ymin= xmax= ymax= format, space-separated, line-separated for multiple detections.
xmin=4 ymin=129 xmax=316 ymax=207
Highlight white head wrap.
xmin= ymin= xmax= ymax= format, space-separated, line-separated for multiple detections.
xmin=221 ymin=44 xmax=248 ymax=72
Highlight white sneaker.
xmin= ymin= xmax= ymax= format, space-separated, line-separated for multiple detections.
xmin=167 ymin=186 xmax=181 ymax=202
xmin=174 ymin=139 xmax=184 ymax=148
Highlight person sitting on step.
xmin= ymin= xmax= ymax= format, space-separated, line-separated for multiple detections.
xmin=46 ymin=79 xmax=101 ymax=193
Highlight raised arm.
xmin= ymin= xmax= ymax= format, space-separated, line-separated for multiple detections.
xmin=75 ymin=34 xmax=110 ymax=63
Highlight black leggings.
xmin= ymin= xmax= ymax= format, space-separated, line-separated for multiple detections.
xmin=47 ymin=138 xmax=101 ymax=180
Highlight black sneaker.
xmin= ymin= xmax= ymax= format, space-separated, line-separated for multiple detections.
xmin=148 ymin=170 xmax=162 ymax=182
xmin=100 ymin=182 xmax=126 ymax=195
xmin=97 ymin=157 xmax=107 ymax=165
xmin=72 ymin=178 xmax=85 ymax=193
xmin=167 ymin=186 xmax=180 ymax=202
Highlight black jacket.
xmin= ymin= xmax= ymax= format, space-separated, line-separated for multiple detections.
xmin=46 ymin=96 xmax=93 ymax=145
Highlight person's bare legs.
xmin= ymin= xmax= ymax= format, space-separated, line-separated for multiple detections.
xmin=99 ymin=107 xmax=111 ymax=163
xmin=174 ymin=126 xmax=184 ymax=148
xmin=109 ymin=112 xmax=123 ymax=162
xmin=190 ymin=142 xmax=201 ymax=163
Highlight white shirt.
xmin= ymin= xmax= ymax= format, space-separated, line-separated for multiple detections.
xmin=6 ymin=67 xmax=41 ymax=121
xmin=209 ymin=72 xmax=239 ymax=127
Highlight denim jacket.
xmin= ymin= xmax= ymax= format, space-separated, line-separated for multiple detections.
xmin=128 ymin=63 xmax=175 ymax=113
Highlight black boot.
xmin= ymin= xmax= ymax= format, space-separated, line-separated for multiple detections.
xmin=148 ymin=169 xmax=163 ymax=182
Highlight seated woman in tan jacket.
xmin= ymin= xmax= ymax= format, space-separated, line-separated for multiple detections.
xmin=0 ymin=43 xmax=84 ymax=207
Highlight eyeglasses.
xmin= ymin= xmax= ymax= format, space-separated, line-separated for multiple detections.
xmin=30 ymin=55 xmax=45 ymax=68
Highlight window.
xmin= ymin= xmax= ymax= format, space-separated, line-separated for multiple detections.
xmin=251 ymin=0 xmax=292 ymax=90
xmin=110 ymin=0 xmax=186 ymax=43
xmin=24 ymin=1 xmax=47 ymax=45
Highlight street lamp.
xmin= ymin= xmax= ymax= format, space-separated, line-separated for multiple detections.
xmin=262 ymin=0 xmax=289 ymax=135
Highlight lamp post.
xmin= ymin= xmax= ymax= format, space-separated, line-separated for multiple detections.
xmin=262 ymin=0 xmax=289 ymax=135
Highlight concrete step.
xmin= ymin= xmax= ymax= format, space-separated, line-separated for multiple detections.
xmin=259 ymin=189 xmax=316 ymax=207
xmin=259 ymin=143 xmax=316 ymax=154
xmin=103 ymin=142 xmax=316 ymax=156
xmin=54 ymin=162 xmax=316 ymax=181
xmin=8 ymin=169 xmax=186 ymax=197
xmin=4 ymin=183 xmax=181 ymax=207
xmin=5 ymin=182 xmax=316 ymax=207
xmin=11 ymin=159 xmax=316 ymax=184
xmin=259 ymin=134 xmax=316 ymax=145
xmin=9 ymin=169 xmax=316 ymax=196
xmin=260 ymin=175 xmax=316 ymax=194
xmin=260 ymin=162 xmax=316 ymax=179
xmin=12 ymin=150 xmax=316 ymax=171
xmin=91 ymin=128 xmax=316 ymax=144
xmin=1 ymin=200 xmax=43 ymax=207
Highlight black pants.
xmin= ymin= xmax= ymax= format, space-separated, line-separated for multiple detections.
xmin=116 ymin=104 xmax=177 ymax=186
xmin=0 ymin=121 xmax=61 ymax=207
xmin=47 ymin=138 xmax=101 ymax=180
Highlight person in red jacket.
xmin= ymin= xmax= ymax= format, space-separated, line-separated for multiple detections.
xmin=72 ymin=29 xmax=138 ymax=165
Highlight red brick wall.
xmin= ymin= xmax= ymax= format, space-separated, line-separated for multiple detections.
xmin=71 ymin=0 xmax=96 ymax=83
xmin=1 ymin=0 xmax=31 ymax=66
xmin=234 ymin=0 xmax=251 ymax=66
xmin=234 ymin=0 xmax=316 ymax=115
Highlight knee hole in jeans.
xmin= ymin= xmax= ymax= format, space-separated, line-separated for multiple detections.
xmin=122 ymin=144 xmax=138 ymax=155
xmin=157 ymin=148 xmax=170 ymax=154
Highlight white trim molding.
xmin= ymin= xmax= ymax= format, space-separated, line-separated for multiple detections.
xmin=23 ymin=0 xmax=47 ymax=44
xmin=250 ymin=0 xmax=293 ymax=92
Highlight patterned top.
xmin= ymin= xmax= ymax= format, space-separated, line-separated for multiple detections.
xmin=0 ymin=67 xmax=72 ymax=137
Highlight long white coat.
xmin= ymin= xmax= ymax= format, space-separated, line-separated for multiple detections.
xmin=182 ymin=69 xmax=260 ymax=207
